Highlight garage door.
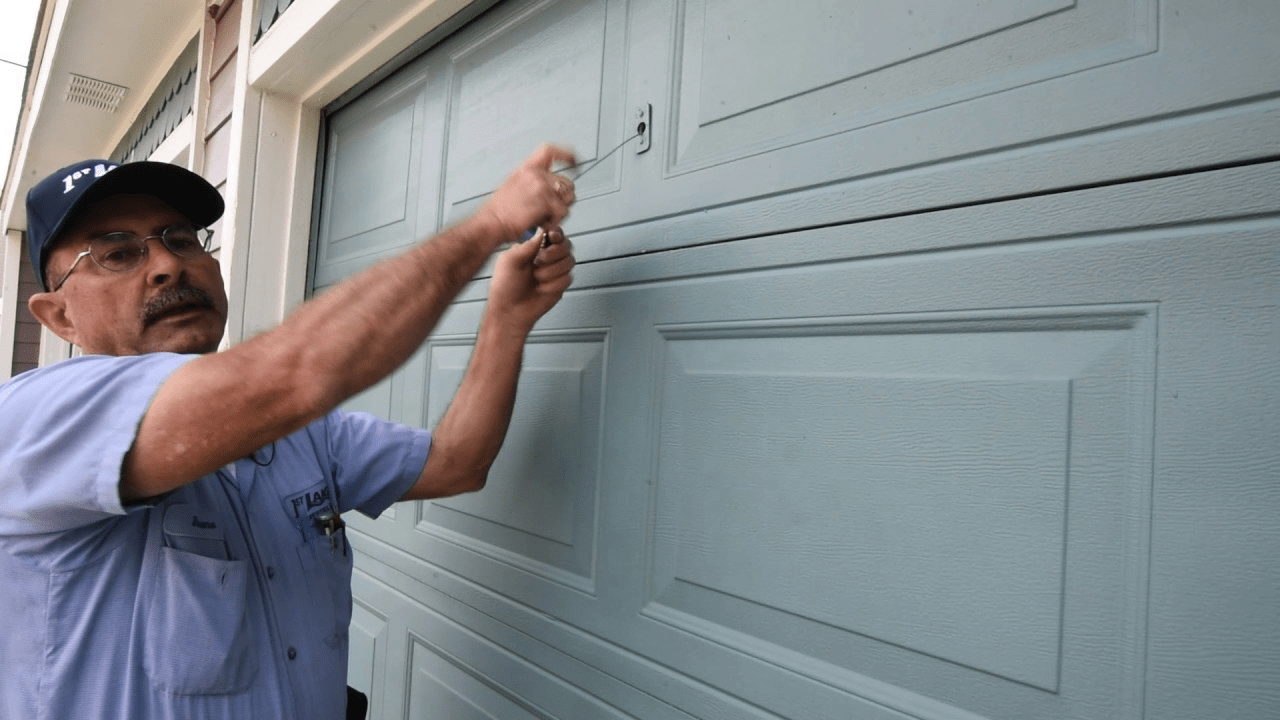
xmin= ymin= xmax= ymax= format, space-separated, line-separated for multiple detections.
xmin=312 ymin=2 xmax=1280 ymax=719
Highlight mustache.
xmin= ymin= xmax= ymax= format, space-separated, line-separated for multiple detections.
xmin=140 ymin=283 xmax=217 ymax=327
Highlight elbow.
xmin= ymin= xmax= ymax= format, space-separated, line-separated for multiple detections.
xmin=449 ymin=465 xmax=490 ymax=495
xmin=410 ymin=449 xmax=492 ymax=500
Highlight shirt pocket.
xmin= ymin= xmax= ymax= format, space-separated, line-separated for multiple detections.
xmin=297 ymin=527 xmax=354 ymax=654
xmin=143 ymin=548 xmax=258 ymax=694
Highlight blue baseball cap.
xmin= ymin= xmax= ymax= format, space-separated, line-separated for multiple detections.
xmin=25 ymin=160 xmax=224 ymax=290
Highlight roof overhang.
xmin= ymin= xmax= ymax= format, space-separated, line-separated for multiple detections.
xmin=3 ymin=0 xmax=493 ymax=236
xmin=2 ymin=0 xmax=201 ymax=233
xmin=248 ymin=0 xmax=477 ymax=108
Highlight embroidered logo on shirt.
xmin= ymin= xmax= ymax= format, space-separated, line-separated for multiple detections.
xmin=282 ymin=481 xmax=339 ymax=543
xmin=287 ymin=486 xmax=331 ymax=519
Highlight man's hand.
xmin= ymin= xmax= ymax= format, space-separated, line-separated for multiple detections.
xmin=121 ymin=145 xmax=579 ymax=503
xmin=488 ymin=227 xmax=576 ymax=333
xmin=402 ymin=227 xmax=577 ymax=501
xmin=480 ymin=144 xmax=578 ymax=246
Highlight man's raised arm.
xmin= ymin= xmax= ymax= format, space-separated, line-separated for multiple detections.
xmin=121 ymin=145 xmax=577 ymax=502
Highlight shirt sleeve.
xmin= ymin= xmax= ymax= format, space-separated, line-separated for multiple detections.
xmin=323 ymin=410 xmax=432 ymax=519
xmin=0 ymin=353 xmax=196 ymax=535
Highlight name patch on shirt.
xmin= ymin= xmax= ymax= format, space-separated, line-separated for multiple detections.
xmin=160 ymin=503 xmax=230 ymax=560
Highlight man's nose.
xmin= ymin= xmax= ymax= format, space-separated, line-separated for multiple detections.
xmin=143 ymin=236 xmax=186 ymax=285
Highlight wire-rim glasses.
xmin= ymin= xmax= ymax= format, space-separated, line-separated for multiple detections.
xmin=51 ymin=223 xmax=215 ymax=291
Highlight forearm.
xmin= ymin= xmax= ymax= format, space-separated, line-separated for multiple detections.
xmin=122 ymin=145 xmax=576 ymax=502
xmin=404 ymin=308 xmax=531 ymax=499
xmin=124 ymin=214 xmax=513 ymax=500
xmin=267 ymin=213 xmax=511 ymax=406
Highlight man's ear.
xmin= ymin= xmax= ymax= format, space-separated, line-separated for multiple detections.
xmin=28 ymin=291 xmax=77 ymax=345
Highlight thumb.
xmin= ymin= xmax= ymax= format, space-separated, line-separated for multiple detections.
xmin=502 ymin=228 xmax=544 ymax=268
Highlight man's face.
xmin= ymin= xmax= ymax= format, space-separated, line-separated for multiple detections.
xmin=41 ymin=193 xmax=228 ymax=356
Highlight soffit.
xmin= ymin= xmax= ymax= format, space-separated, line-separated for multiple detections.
xmin=249 ymin=0 xmax=475 ymax=107
xmin=5 ymin=0 xmax=200 ymax=230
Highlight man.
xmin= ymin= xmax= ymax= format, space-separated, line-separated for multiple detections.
xmin=0 ymin=146 xmax=578 ymax=719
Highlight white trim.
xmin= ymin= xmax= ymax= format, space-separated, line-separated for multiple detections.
xmin=235 ymin=93 xmax=319 ymax=338
xmin=0 ymin=229 xmax=22 ymax=380
xmin=37 ymin=326 xmax=71 ymax=366
xmin=249 ymin=0 xmax=471 ymax=108
xmin=0 ymin=0 xmax=70 ymax=235
xmin=190 ymin=11 xmax=215 ymax=176
xmin=219 ymin=0 xmax=265 ymax=347
xmin=227 ymin=0 xmax=471 ymax=346
xmin=146 ymin=114 xmax=195 ymax=166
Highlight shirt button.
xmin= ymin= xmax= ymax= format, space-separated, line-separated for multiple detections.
xmin=287 ymin=647 xmax=297 ymax=661
xmin=266 ymin=566 xmax=275 ymax=579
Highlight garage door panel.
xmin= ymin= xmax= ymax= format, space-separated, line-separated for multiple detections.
xmin=408 ymin=623 xmax=650 ymax=720
xmin=376 ymin=329 xmax=607 ymax=592
xmin=348 ymin=596 xmax=389 ymax=720
xmin=315 ymin=74 xmax=433 ymax=288
xmin=314 ymin=0 xmax=1280 ymax=714
xmin=441 ymin=0 xmax=630 ymax=224
xmin=674 ymin=0 xmax=1114 ymax=170
xmin=664 ymin=0 xmax=1270 ymax=183
xmin=407 ymin=639 xmax=546 ymax=720
xmin=638 ymin=304 xmax=1155 ymax=719
xmin=692 ymin=0 xmax=1072 ymax=129
xmin=651 ymin=357 xmax=1073 ymax=691
xmin=338 ymin=188 xmax=1276 ymax=719
xmin=558 ymin=0 xmax=1279 ymax=261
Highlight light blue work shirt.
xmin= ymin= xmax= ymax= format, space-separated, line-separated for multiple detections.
xmin=0 ymin=353 xmax=430 ymax=719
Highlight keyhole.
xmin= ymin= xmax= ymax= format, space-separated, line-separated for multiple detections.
xmin=637 ymin=121 xmax=647 ymax=136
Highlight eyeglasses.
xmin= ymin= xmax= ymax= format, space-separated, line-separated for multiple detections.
xmin=51 ymin=223 xmax=214 ymax=291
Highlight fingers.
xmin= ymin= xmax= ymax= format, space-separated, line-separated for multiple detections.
xmin=532 ymin=226 xmax=572 ymax=260
xmin=483 ymin=145 xmax=579 ymax=244
xmin=505 ymin=227 xmax=544 ymax=263
xmin=506 ymin=226 xmax=574 ymax=269
xmin=526 ymin=143 xmax=578 ymax=173
xmin=534 ymin=177 xmax=575 ymax=230
xmin=533 ymin=250 xmax=574 ymax=284
xmin=527 ymin=145 xmax=577 ymax=221
xmin=550 ymin=176 xmax=575 ymax=207
xmin=514 ymin=227 xmax=575 ymax=289
xmin=490 ymin=223 xmax=574 ymax=325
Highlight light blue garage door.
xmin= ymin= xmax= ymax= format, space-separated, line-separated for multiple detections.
xmin=312 ymin=2 xmax=1280 ymax=718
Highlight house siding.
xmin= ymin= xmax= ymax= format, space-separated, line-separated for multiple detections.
xmin=10 ymin=240 xmax=40 ymax=376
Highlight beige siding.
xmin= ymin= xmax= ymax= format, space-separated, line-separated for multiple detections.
xmin=210 ymin=0 xmax=240 ymax=78
xmin=203 ymin=0 xmax=240 ymax=254
xmin=205 ymin=0 xmax=238 ymax=186
xmin=10 ymin=240 xmax=41 ymax=376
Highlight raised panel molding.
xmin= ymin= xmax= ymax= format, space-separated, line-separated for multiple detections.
xmin=696 ymin=0 xmax=1071 ymax=127
xmin=325 ymin=102 xmax=414 ymax=241
xmin=315 ymin=74 xmax=430 ymax=288
xmin=645 ymin=306 xmax=1155 ymax=719
xmin=348 ymin=594 xmax=389 ymax=718
xmin=408 ymin=628 xmax=642 ymax=720
xmin=440 ymin=0 xmax=630 ymax=223
xmin=413 ymin=330 xmax=609 ymax=591
xmin=671 ymin=0 xmax=1153 ymax=173
xmin=334 ymin=159 xmax=1278 ymax=720
xmin=408 ymin=636 xmax=544 ymax=720
xmin=543 ymin=0 xmax=1280 ymax=266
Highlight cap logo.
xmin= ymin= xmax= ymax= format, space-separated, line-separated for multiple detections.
xmin=61 ymin=163 xmax=118 ymax=194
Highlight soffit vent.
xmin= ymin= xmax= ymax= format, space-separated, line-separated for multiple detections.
xmin=65 ymin=74 xmax=128 ymax=112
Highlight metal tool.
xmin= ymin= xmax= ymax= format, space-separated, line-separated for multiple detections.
xmin=521 ymin=129 xmax=645 ymax=244
xmin=313 ymin=511 xmax=346 ymax=555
